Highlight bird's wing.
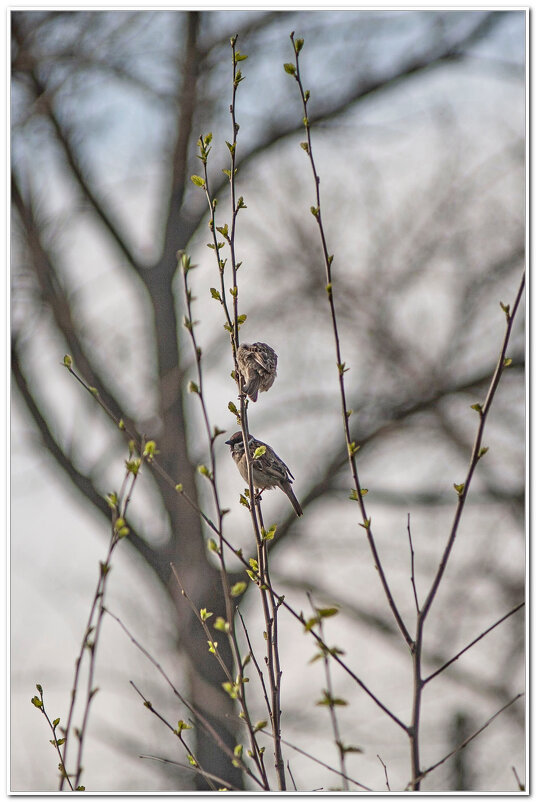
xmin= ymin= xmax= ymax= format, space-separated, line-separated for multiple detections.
xmin=251 ymin=345 xmax=277 ymax=373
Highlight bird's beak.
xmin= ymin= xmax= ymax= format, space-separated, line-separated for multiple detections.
xmin=225 ymin=438 xmax=232 ymax=445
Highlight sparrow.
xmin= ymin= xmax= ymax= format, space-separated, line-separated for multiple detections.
xmin=225 ymin=431 xmax=303 ymax=517
xmin=236 ymin=342 xmax=278 ymax=402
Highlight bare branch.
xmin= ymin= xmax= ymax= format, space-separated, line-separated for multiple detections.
xmin=423 ymin=603 xmax=525 ymax=685
xmin=11 ymin=341 xmax=161 ymax=577
xmin=412 ymin=694 xmax=524 ymax=787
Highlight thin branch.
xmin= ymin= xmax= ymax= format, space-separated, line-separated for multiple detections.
xmin=511 ymin=765 xmax=525 ymax=791
xmin=11 ymin=342 xmax=159 ymax=574
xmin=407 ymin=514 xmax=420 ymax=614
xmin=289 ymin=32 xmax=412 ymax=650
xmin=139 ymin=754 xmax=241 ymax=792
xmin=307 ymin=592 xmax=349 ymax=790
xmin=105 ymin=607 xmax=266 ymax=790
xmin=130 ymin=682 xmax=218 ymax=792
xmin=256 ymin=728 xmax=372 ymax=792
xmin=209 ymin=12 xmax=505 ymax=203
xmin=420 ymin=271 xmax=525 ymax=623
xmin=411 ymin=694 xmax=524 ymax=787
xmin=377 ymin=754 xmax=391 ymax=792
xmin=423 ymin=602 xmax=525 ymax=685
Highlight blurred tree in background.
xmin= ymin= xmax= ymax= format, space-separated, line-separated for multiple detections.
xmin=11 ymin=10 xmax=525 ymax=791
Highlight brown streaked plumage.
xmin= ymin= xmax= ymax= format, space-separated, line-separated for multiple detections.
xmin=236 ymin=342 xmax=277 ymax=402
xmin=225 ymin=431 xmax=303 ymax=517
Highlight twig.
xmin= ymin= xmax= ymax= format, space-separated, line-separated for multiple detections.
xmin=287 ymin=32 xmax=412 ymax=651
xmin=130 ymin=681 xmax=218 ymax=792
xmin=307 ymin=592 xmax=349 ymax=790
xmin=409 ymin=693 xmax=524 ymax=787
xmin=139 ymin=754 xmax=241 ymax=792
xmin=60 ymin=452 xmax=143 ymax=791
xmin=257 ymin=728 xmax=372 ymax=791
xmin=287 ymin=760 xmax=298 ymax=791
xmin=30 ymin=685 xmax=75 ymax=791
xmin=407 ymin=513 xmax=420 ymax=614
xmin=377 ymin=754 xmax=391 ymax=791
xmin=104 ymin=607 xmax=265 ymax=789
xmin=420 ymin=271 xmax=525 ymax=624
xmin=511 ymin=765 xmax=525 ymax=791
xmin=423 ymin=602 xmax=525 ymax=684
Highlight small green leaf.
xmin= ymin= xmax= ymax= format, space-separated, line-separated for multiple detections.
xmin=262 ymin=524 xmax=277 ymax=541
xmin=207 ymin=640 xmax=218 ymax=654
xmin=348 ymin=442 xmax=360 ymax=457
xmin=253 ymin=445 xmax=266 ymax=460
xmin=188 ymin=381 xmax=199 ymax=394
xmin=222 ymin=681 xmax=239 ymax=699
xmin=200 ymin=608 xmax=213 ymax=622
xmin=198 ymin=465 xmax=211 ymax=478
xmin=125 ymin=458 xmax=141 ymax=475
xmin=191 ymin=175 xmax=205 ymax=188
xmin=359 ymin=518 xmax=371 ymax=529
xmin=294 ymin=37 xmax=304 ymax=52
xmin=239 ymin=493 xmax=250 ymax=509
xmin=53 ymin=718 xmax=60 ymax=728
xmin=105 ymin=492 xmax=118 ymax=510
xmin=300 ymin=142 xmax=309 ymax=153
xmin=175 ymin=483 xmax=183 ymax=493
xmin=176 ymin=719 xmax=193 ymax=732
xmin=231 ymin=582 xmax=247 ymax=597
xmin=304 ymin=615 xmax=320 ymax=632
xmin=234 ymin=52 xmax=248 ymax=62
xmin=143 ymin=440 xmax=158 ymax=459
xmin=237 ymin=314 xmax=247 ymax=326
xmin=478 ymin=446 xmax=489 ymax=458
xmin=63 ymin=354 xmax=72 ymax=368
xmin=31 ymin=696 xmax=43 ymax=708
xmin=228 ymin=401 xmax=239 ymax=416
xmin=284 ymin=62 xmax=296 ymax=75
xmin=503 ymin=357 xmax=513 ymax=368
xmin=317 ymin=607 xmax=339 ymax=619
xmin=213 ymin=617 xmax=229 ymax=632
xmin=210 ymin=288 xmax=222 ymax=302
xmin=453 ymin=483 xmax=465 ymax=496
xmin=316 ymin=690 xmax=348 ymax=707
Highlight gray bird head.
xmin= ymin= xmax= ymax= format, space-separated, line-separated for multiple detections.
xmin=225 ymin=431 xmax=252 ymax=453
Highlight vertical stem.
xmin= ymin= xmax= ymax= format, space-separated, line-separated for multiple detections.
xmin=257 ymin=504 xmax=286 ymax=790
xmin=409 ymin=625 xmax=423 ymax=791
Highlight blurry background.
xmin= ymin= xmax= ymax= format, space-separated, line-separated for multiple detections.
xmin=11 ymin=9 xmax=525 ymax=792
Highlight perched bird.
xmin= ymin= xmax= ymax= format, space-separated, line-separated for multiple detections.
xmin=225 ymin=431 xmax=303 ymax=517
xmin=236 ymin=342 xmax=278 ymax=402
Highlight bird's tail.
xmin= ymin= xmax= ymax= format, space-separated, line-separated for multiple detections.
xmin=283 ymin=483 xmax=303 ymax=517
xmin=243 ymin=377 xmax=259 ymax=402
